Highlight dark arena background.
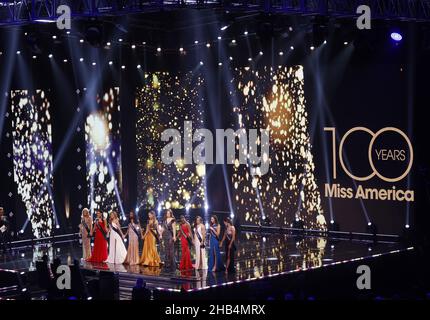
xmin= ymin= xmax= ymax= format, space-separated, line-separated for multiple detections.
xmin=0 ymin=0 xmax=429 ymax=308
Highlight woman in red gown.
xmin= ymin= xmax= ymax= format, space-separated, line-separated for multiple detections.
xmin=178 ymin=215 xmax=193 ymax=270
xmin=87 ymin=210 xmax=108 ymax=263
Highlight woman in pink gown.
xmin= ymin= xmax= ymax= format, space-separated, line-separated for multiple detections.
xmin=124 ymin=211 xmax=141 ymax=265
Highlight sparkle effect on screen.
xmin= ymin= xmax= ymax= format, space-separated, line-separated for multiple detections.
xmin=136 ymin=72 xmax=206 ymax=210
xmin=231 ymin=66 xmax=323 ymax=229
xmin=85 ymin=88 xmax=122 ymax=215
xmin=11 ymin=90 xmax=54 ymax=238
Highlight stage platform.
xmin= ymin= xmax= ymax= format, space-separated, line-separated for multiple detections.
xmin=0 ymin=230 xmax=413 ymax=299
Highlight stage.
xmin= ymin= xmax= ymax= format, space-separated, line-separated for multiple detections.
xmin=0 ymin=230 xmax=413 ymax=300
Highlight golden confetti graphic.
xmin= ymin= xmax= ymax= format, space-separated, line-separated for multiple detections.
xmin=231 ymin=66 xmax=323 ymax=229
xmin=136 ymin=72 xmax=205 ymax=209
xmin=11 ymin=90 xmax=54 ymax=238
xmin=85 ymin=88 xmax=122 ymax=214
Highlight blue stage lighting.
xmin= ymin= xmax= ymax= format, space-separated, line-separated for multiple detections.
xmin=391 ymin=32 xmax=402 ymax=42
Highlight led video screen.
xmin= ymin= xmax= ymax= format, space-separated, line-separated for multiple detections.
xmin=85 ymin=88 xmax=123 ymax=215
xmin=230 ymin=66 xmax=324 ymax=229
xmin=11 ymin=89 xmax=55 ymax=238
xmin=136 ymin=72 xmax=206 ymax=211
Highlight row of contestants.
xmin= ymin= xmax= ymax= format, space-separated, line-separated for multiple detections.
xmin=79 ymin=208 xmax=237 ymax=272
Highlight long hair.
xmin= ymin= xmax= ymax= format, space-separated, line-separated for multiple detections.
xmin=223 ymin=217 xmax=233 ymax=226
xmin=210 ymin=215 xmax=219 ymax=226
xmin=194 ymin=215 xmax=202 ymax=229
xmin=164 ymin=209 xmax=175 ymax=221
xmin=129 ymin=211 xmax=137 ymax=224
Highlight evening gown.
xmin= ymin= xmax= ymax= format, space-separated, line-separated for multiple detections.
xmin=124 ymin=222 xmax=140 ymax=265
xmin=225 ymin=227 xmax=236 ymax=272
xmin=179 ymin=224 xmax=193 ymax=270
xmin=194 ymin=224 xmax=208 ymax=270
xmin=87 ymin=219 xmax=108 ymax=263
xmin=140 ymin=221 xmax=161 ymax=267
xmin=106 ymin=221 xmax=127 ymax=264
xmin=162 ymin=219 xmax=176 ymax=269
xmin=80 ymin=217 xmax=92 ymax=260
xmin=208 ymin=224 xmax=224 ymax=271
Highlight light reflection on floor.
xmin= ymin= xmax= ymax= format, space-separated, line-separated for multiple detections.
xmin=0 ymin=231 xmax=410 ymax=291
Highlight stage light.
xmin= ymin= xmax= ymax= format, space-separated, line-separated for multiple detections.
xmin=248 ymin=57 xmax=252 ymax=61
xmin=259 ymin=51 xmax=263 ymax=55
xmin=230 ymin=213 xmax=234 ymax=219
xmin=63 ymin=59 xmax=68 ymax=63
xmin=185 ymin=204 xmax=191 ymax=212
xmin=121 ymin=65 xmax=125 ymax=69
xmin=231 ymin=39 xmax=236 ymax=44
xmin=52 ymin=35 xmax=57 ymax=39
xmin=109 ymin=61 xmax=113 ymax=65
xmin=289 ymin=26 xmax=293 ymax=31
xmin=179 ymin=47 xmax=184 ymax=52
xmin=229 ymin=56 xmax=233 ymax=60
xmin=131 ymin=44 xmax=136 ymax=49
xmin=310 ymin=46 xmax=315 ymax=50
xmin=244 ymin=31 xmax=248 ymax=35
xmin=194 ymin=40 xmax=199 ymax=44
xmin=218 ymin=62 xmax=222 ymax=66
xmin=330 ymin=220 xmax=334 ymax=224
xmin=106 ymin=42 xmax=111 ymax=46
xmin=217 ymin=36 xmax=221 ymax=40
xmin=220 ymin=25 xmax=228 ymax=31
xmin=405 ymin=224 xmax=410 ymax=229
xmin=92 ymin=62 xmax=96 ymax=66
xmin=199 ymin=61 xmax=204 ymax=65
xmin=391 ymin=32 xmax=403 ymax=42
xmin=142 ymin=41 xmax=146 ymax=45
xmin=66 ymin=31 xmax=70 ymax=35
xmin=323 ymin=40 xmax=327 ymax=44
xmin=279 ymin=51 xmax=284 ymax=56
xmin=19 ymin=230 xmax=24 ymax=234
xmin=119 ymin=38 xmax=123 ymax=42
xmin=16 ymin=50 xmax=21 ymax=55
xmin=48 ymin=54 xmax=53 ymax=58
xmin=367 ymin=222 xmax=372 ymax=226
xmin=206 ymin=43 xmax=211 ymax=48
xmin=56 ymin=225 xmax=60 ymax=229
xmin=204 ymin=203 xmax=209 ymax=210
xmin=80 ymin=39 xmax=84 ymax=43
xmin=137 ymin=64 xmax=141 ymax=69
xmin=157 ymin=47 xmax=161 ymax=52
xmin=290 ymin=46 xmax=294 ymax=50
xmin=32 ymin=55 xmax=37 ymax=59
xmin=80 ymin=58 xmax=84 ymax=62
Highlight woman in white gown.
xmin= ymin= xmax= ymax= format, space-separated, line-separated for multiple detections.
xmin=194 ymin=216 xmax=208 ymax=270
xmin=105 ymin=211 xmax=128 ymax=264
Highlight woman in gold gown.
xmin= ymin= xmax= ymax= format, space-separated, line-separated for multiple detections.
xmin=139 ymin=211 xmax=162 ymax=267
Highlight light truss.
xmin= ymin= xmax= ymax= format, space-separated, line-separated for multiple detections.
xmin=0 ymin=0 xmax=429 ymax=26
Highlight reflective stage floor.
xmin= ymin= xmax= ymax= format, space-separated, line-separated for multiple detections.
xmin=0 ymin=231 xmax=413 ymax=295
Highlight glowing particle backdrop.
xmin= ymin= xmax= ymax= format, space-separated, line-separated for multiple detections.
xmin=230 ymin=66 xmax=323 ymax=229
xmin=85 ymin=88 xmax=123 ymax=215
xmin=11 ymin=90 xmax=55 ymax=238
xmin=136 ymin=72 xmax=205 ymax=210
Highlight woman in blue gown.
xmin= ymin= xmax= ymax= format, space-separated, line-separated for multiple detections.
xmin=208 ymin=215 xmax=224 ymax=272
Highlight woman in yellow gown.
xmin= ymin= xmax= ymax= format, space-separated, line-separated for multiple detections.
xmin=140 ymin=211 xmax=162 ymax=267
